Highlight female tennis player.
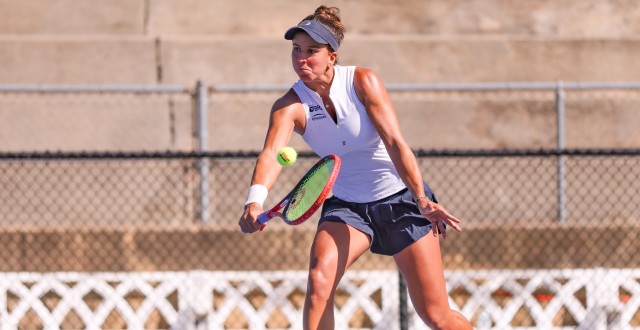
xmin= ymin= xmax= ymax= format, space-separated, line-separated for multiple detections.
xmin=239 ymin=6 xmax=472 ymax=330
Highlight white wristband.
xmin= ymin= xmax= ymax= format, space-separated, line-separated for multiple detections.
xmin=244 ymin=184 xmax=268 ymax=208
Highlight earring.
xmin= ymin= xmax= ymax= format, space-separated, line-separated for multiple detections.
xmin=327 ymin=62 xmax=334 ymax=72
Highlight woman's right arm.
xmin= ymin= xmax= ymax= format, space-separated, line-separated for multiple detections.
xmin=239 ymin=90 xmax=304 ymax=234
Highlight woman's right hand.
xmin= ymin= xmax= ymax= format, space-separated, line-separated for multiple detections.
xmin=239 ymin=203 xmax=265 ymax=234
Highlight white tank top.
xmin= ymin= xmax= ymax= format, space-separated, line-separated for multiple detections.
xmin=292 ymin=65 xmax=406 ymax=203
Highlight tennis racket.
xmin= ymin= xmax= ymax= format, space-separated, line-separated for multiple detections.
xmin=258 ymin=154 xmax=341 ymax=226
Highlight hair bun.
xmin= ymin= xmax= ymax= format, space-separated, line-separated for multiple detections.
xmin=315 ymin=6 xmax=341 ymax=22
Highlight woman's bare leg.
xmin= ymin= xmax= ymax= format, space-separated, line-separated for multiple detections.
xmin=304 ymin=221 xmax=371 ymax=330
xmin=393 ymin=234 xmax=472 ymax=330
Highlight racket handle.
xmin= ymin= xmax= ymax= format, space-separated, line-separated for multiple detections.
xmin=257 ymin=212 xmax=271 ymax=224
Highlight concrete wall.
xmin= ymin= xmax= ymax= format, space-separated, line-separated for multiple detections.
xmin=1 ymin=0 xmax=639 ymax=151
xmin=3 ymin=0 xmax=640 ymax=85
xmin=4 ymin=1 xmax=639 ymax=37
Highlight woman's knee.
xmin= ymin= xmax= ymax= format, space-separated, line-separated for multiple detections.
xmin=306 ymin=266 xmax=337 ymax=302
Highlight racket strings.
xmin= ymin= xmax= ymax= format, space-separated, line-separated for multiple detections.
xmin=284 ymin=160 xmax=335 ymax=222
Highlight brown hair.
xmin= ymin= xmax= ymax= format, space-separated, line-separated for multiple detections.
xmin=301 ymin=6 xmax=346 ymax=52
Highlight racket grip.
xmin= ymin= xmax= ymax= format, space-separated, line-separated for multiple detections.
xmin=257 ymin=212 xmax=271 ymax=224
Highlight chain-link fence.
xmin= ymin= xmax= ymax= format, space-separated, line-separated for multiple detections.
xmin=2 ymin=82 xmax=640 ymax=329
xmin=1 ymin=149 xmax=639 ymax=329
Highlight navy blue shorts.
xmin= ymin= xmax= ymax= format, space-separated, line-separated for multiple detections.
xmin=318 ymin=183 xmax=439 ymax=256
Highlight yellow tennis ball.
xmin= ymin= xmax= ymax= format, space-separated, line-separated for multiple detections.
xmin=277 ymin=147 xmax=297 ymax=166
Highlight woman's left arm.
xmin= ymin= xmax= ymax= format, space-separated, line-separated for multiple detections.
xmin=354 ymin=68 xmax=462 ymax=237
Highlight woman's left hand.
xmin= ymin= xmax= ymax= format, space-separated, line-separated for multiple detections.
xmin=416 ymin=199 xmax=462 ymax=239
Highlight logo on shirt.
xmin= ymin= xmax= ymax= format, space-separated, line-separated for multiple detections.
xmin=309 ymin=104 xmax=326 ymax=121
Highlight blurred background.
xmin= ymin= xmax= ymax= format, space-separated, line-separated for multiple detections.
xmin=1 ymin=0 xmax=640 ymax=329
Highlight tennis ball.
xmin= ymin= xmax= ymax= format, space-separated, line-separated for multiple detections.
xmin=277 ymin=147 xmax=297 ymax=166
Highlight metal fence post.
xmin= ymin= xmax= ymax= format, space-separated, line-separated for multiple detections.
xmin=196 ymin=80 xmax=210 ymax=224
xmin=399 ymin=272 xmax=409 ymax=330
xmin=556 ymin=81 xmax=567 ymax=224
